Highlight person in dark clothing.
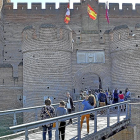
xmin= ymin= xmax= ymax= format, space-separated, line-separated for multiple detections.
xmin=113 ymin=89 xmax=119 ymax=104
xmin=98 ymin=89 xmax=107 ymax=107
xmin=66 ymin=92 xmax=74 ymax=124
xmin=56 ymin=101 xmax=67 ymax=140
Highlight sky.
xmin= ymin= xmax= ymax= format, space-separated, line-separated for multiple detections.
xmin=10 ymin=0 xmax=140 ymax=9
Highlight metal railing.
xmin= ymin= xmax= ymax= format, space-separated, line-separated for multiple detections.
xmin=9 ymin=101 xmax=131 ymax=140
xmin=0 ymin=100 xmax=83 ymax=126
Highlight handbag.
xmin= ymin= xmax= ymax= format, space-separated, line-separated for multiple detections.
xmin=90 ymin=113 xmax=94 ymax=120
xmin=72 ymin=105 xmax=75 ymax=111
xmin=46 ymin=107 xmax=56 ymax=128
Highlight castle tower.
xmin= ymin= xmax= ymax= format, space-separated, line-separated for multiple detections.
xmin=22 ymin=24 xmax=73 ymax=107
xmin=110 ymin=25 xmax=140 ymax=95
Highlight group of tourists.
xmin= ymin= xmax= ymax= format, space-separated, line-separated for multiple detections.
xmin=80 ymin=88 xmax=131 ymax=108
xmin=40 ymin=92 xmax=74 ymax=140
xmin=40 ymin=88 xmax=131 ymax=140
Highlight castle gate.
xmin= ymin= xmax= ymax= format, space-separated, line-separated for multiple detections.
xmin=80 ymin=72 xmax=101 ymax=90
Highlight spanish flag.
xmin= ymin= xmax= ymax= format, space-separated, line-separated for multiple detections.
xmin=87 ymin=4 xmax=97 ymax=20
xmin=64 ymin=4 xmax=70 ymax=24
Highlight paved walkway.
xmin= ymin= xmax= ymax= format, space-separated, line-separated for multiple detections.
xmin=11 ymin=111 xmax=126 ymax=140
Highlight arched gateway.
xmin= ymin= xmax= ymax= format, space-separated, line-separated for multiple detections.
xmin=72 ymin=64 xmax=111 ymax=98
xmin=80 ymin=73 xmax=102 ymax=90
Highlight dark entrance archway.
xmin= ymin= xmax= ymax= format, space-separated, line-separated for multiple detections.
xmin=80 ymin=73 xmax=102 ymax=90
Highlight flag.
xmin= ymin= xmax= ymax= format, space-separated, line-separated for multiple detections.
xmin=87 ymin=4 xmax=97 ymax=20
xmin=64 ymin=3 xmax=70 ymax=24
xmin=106 ymin=2 xmax=110 ymax=24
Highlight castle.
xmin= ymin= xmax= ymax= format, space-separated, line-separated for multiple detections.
xmin=0 ymin=0 xmax=140 ymax=110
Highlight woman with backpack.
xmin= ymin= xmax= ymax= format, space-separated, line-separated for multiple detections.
xmin=40 ymin=98 xmax=55 ymax=140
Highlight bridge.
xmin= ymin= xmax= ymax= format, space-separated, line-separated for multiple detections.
xmin=0 ymin=100 xmax=131 ymax=140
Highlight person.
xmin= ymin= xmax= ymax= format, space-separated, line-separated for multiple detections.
xmin=80 ymin=90 xmax=85 ymax=100
xmin=85 ymin=88 xmax=89 ymax=95
xmin=105 ymin=90 xmax=109 ymax=105
xmin=113 ymin=89 xmax=119 ymax=104
xmin=124 ymin=88 xmax=131 ymax=101
xmin=40 ymin=98 xmax=55 ymax=140
xmin=119 ymin=91 xmax=125 ymax=111
xmin=81 ymin=95 xmax=95 ymax=134
xmin=66 ymin=92 xmax=74 ymax=124
xmin=56 ymin=101 xmax=67 ymax=140
xmin=98 ymin=89 xmax=107 ymax=107
xmin=88 ymin=90 xmax=92 ymax=95
xmin=92 ymin=90 xmax=99 ymax=108
xmin=112 ymin=88 xmax=119 ymax=95
xmin=108 ymin=91 xmax=113 ymax=105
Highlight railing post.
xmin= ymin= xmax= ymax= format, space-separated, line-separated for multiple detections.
xmin=79 ymin=102 xmax=81 ymax=112
xmin=77 ymin=115 xmax=81 ymax=140
xmin=35 ymin=108 xmax=38 ymax=121
xmin=94 ymin=111 xmax=97 ymax=133
xmin=107 ymin=107 xmax=110 ymax=127
xmin=117 ymin=105 xmax=120 ymax=123
xmin=55 ymin=121 xmax=59 ymax=140
xmin=25 ymin=128 xmax=29 ymax=140
xmin=13 ymin=112 xmax=17 ymax=126
xmin=129 ymin=103 xmax=131 ymax=119
xmin=126 ymin=103 xmax=128 ymax=119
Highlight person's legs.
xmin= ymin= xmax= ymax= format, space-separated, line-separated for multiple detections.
xmin=60 ymin=122 xmax=66 ymax=140
xmin=67 ymin=109 xmax=72 ymax=124
xmin=81 ymin=114 xmax=86 ymax=130
xmin=59 ymin=124 xmax=61 ymax=140
xmin=48 ymin=126 xmax=52 ymax=140
xmin=85 ymin=114 xmax=90 ymax=133
xmin=99 ymin=102 xmax=106 ymax=114
xmin=42 ymin=126 xmax=47 ymax=140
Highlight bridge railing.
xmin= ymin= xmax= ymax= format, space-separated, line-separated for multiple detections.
xmin=9 ymin=101 xmax=131 ymax=140
xmin=0 ymin=100 xmax=83 ymax=137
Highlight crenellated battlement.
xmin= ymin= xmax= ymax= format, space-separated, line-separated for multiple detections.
xmin=3 ymin=2 xmax=82 ymax=15
xmin=5 ymin=2 xmax=81 ymax=10
xmin=3 ymin=1 xmax=140 ymax=18
xmin=99 ymin=3 xmax=140 ymax=17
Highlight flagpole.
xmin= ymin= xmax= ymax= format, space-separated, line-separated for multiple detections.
xmin=97 ymin=0 xmax=99 ymax=37
xmin=88 ymin=13 xmax=89 ymax=31
xmin=68 ymin=0 xmax=70 ymax=29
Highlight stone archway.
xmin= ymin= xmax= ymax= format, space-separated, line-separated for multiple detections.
xmin=73 ymin=65 xmax=111 ymax=97
xmin=80 ymin=72 xmax=101 ymax=90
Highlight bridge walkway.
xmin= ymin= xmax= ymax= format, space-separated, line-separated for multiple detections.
xmin=0 ymin=101 xmax=131 ymax=140
xmin=10 ymin=110 xmax=128 ymax=140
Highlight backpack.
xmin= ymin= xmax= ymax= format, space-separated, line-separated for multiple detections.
xmin=99 ymin=93 xmax=105 ymax=102
xmin=90 ymin=113 xmax=94 ymax=120
xmin=114 ymin=93 xmax=118 ymax=100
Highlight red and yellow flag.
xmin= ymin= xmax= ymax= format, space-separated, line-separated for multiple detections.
xmin=64 ymin=4 xmax=70 ymax=24
xmin=87 ymin=4 xmax=97 ymax=20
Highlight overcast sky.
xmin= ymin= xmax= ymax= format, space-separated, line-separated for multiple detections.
xmin=11 ymin=0 xmax=140 ymax=9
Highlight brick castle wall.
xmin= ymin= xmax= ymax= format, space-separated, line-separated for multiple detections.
xmin=0 ymin=0 xmax=140 ymax=110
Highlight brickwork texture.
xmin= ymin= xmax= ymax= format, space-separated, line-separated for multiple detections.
xmin=0 ymin=0 xmax=140 ymax=111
